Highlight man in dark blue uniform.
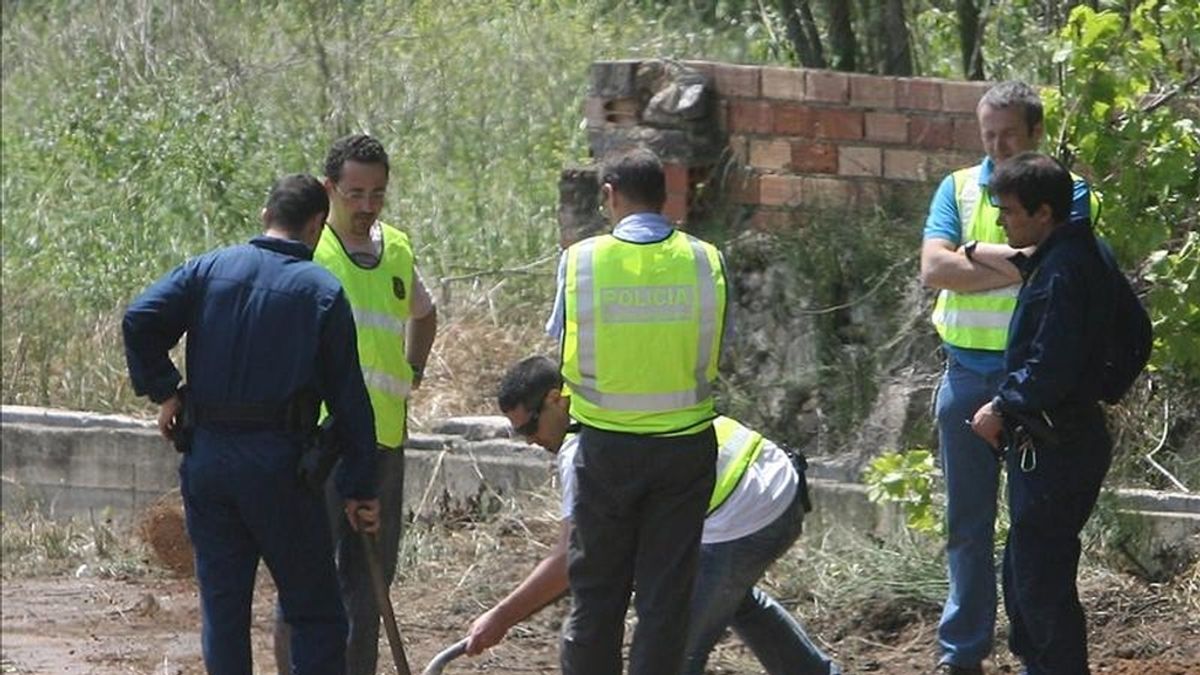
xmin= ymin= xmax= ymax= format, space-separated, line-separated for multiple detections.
xmin=969 ymin=153 xmax=1116 ymax=674
xmin=123 ymin=174 xmax=380 ymax=675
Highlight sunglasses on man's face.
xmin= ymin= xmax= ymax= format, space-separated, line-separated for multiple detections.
xmin=513 ymin=400 xmax=543 ymax=438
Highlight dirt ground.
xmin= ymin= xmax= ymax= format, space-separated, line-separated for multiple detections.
xmin=3 ymin=512 xmax=1199 ymax=675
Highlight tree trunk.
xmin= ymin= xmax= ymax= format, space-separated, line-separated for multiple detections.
xmin=825 ymin=0 xmax=858 ymax=71
xmin=777 ymin=0 xmax=827 ymax=67
xmin=881 ymin=0 xmax=913 ymax=75
xmin=955 ymin=0 xmax=987 ymax=80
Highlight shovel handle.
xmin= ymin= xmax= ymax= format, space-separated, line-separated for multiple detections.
xmin=420 ymin=638 xmax=468 ymax=675
xmin=362 ymin=530 xmax=413 ymax=675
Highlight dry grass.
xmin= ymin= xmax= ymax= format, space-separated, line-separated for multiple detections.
xmin=408 ymin=312 xmax=557 ymax=430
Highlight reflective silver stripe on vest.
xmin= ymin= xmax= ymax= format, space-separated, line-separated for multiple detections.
xmin=687 ymin=236 xmax=718 ymax=403
xmin=566 ymin=378 xmax=703 ymax=411
xmin=362 ymin=368 xmax=411 ymax=399
xmin=573 ymin=238 xmax=599 ymax=392
xmin=716 ymin=424 xmax=755 ymax=473
xmin=933 ymin=308 xmax=1012 ymax=330
xmin=958 ymin=168 xmax=981 ymax=234
xmin=352 ymin=308 xmax=406 ymax=335
xmin=570 ymin=235 xmax=719 ymax=412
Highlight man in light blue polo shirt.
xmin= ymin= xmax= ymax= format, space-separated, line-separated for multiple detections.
xmin=918 ymin=81 xmax=1097 ymax=674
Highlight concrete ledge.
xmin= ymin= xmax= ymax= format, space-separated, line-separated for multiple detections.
xmin=3 ymin=407 xmax=1197 ymax=570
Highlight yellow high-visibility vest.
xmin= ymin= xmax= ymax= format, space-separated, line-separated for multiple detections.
xmin=931 ymin=166 xmax=1101 ymax=350
xmin=708 ymin=416 xmax=765 ymax=514
xmin=314 ymin=223 xmax=414 ymax=447
xmin=561 ymin=230 xmax=727 ymax=436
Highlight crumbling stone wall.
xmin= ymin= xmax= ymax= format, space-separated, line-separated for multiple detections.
xmin=557 ymin=60 xmax=996 ymax=462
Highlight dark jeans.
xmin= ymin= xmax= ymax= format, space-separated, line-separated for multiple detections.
xmin=683 ymin=487 xmax=839 ymax=675
xmin=275 ymin=446 xmax=406 ymax=675
xmin=183 ymin=428 xmax=347 ymax=675
xmin=1003 ymin=407 xmax=1111 ymax=675
xmin=562 ymin=424 xmax=717 ymax=675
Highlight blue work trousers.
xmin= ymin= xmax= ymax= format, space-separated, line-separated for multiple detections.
xmin=1003 ymin=409 xmax=1110 ymax=675
xmin=935 ymin=358 xmax=1005 ymax=666
xmin=181 ymin=427 xmax=346 ymax=675
xmin=683 ymin=488 xmax=839 ymax=675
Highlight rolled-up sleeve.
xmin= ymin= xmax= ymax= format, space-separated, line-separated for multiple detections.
xmin=318 ymin=289 xmax=379 ymax=500
xmin=122 ymin=263 xmax=193 ymax=403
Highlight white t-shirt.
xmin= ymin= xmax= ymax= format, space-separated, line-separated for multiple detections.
xmin=557 ymin=432 xmax=799 ymax=545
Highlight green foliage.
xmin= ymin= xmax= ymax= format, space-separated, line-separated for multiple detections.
xmin=863 ymin=448 xmax=941 ymax=535
xmin=1 ymin=0 xmax=758 ymax=412
xmin=1041 ymin=1 xmax=1200 ymax=376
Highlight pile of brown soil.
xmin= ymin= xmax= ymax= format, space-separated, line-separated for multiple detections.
xmin=137 ymin=490 xmax=193 ymax=578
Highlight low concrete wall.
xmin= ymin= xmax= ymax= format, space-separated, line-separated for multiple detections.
xmin=3 ymin=406 xmax=1197 ymax=576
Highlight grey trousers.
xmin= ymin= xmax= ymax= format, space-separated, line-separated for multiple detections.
xmin=275 ymin=446 xmax=406 ymax=675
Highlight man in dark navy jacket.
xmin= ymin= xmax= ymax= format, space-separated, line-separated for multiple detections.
xmin=969 ymin=153 xmax=1115 ymax=675
xmin=123 ymin=174 xmax=380 ymax=675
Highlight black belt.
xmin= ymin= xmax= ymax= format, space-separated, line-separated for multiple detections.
xmin=193 ymin=402 xmax=289 ymax=430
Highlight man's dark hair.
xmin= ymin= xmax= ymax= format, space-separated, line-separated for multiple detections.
xmin=264 ymin=174 xmax=329 ymax=234
xmin=323 ymin=133 xmax=390 ymax=182
xmin=979 ymin=80 xmax=1044 ymax=134
xmin=497 ymin=355 xmax=563 ymax=413
xmin=989 ymin=152 xmax=1073 ymax=223
xmin=600 ymin=147 xmax=666 ymax=210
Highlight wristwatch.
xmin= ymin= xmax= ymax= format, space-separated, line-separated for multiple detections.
xmin=963 ymin=240 xmax=979 ymax=262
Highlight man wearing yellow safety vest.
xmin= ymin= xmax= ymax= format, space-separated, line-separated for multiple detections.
xmin=462 ymin=355 xmax=841 ymax=675
xmin=274 ymin=134 xmax=438 ymax=675
xmin=544 ymin=148 xmax=730 ymax=674
xmin=918 ymin=82 xmax=1099 ymax=675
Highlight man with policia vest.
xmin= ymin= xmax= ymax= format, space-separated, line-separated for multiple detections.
xmin=463 ymin=355 xmax=841 ymax=675
xmin=123 ymin=174 xmax=380 ymax=674
xmin=274 ymin=134 xmax=438 ymax=675
xmin=918 ymin=81 xmax=1099 ymax=675
xmin=545 ymin=147 xmax=730 ymax=674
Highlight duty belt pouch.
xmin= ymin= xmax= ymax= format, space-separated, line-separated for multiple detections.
xmin=172 ymin=385 xmax=195 ymax=454
xmin=298 ymin=415 xmax=341 ymax=494
xmin=784 ymin=445 xmax=813 ymax=513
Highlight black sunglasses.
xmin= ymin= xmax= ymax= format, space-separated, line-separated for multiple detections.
xmin=513 ymin=398 xmax=544 ymax=438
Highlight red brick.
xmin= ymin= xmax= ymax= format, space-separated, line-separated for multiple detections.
xmin=850 ymin=74 xmax=897 ymax=108
xmin=800 ymin=176 xmax=858 ymax=209
xmin=712 ymin=64 xmax=761 ymax=98
xmin=715 ymin=99 xmax=730 ymax=131
xmin=772 ymin=103 xmax=815 ymax=136
xmin=602 ymin=97 xmax=640 ymax=126
xmin=838 ymin=146 xmax=883 ymax=177
xmin=723 ymin=171 xmax=759 ymax=204
xmin=682 ymin=60 xmax=717 ymax=81
xmin=663 ymin=191 xmax=688 ymax=223
xmin=942 ymin=80 xmax=991 ymax=113
xmin=759 ymin=174 xmax=805 ymax=206
xmin=749 ymin=208 xmax=799 ymax=232
xmin=729 ymin=100 xmax=772 ymax=133
xmin=896 ymin=78 xmax=942 ymax=110
xmin=909 ymin=115 xmax=954 ymax=149
xmin=663 ymin=162 xmax=689 ymax=194
xmin=865 ymin=111 xmax=909 ymax=143
xmin=762 ymin=66 xmax=806 ymax=100
xmin=926 ymin=151 xmax=981 ymax=178
xmin=812 ymin=108 xmax=864 ymax=140
xmin=791 ymin=141 xmax=838 ymax=174
xmin=952 ymin=117 xmax=983 ymax=152
xmin=805 ymin=70 xmax=850 ymax=104
xmin=884 ymin=148 xmax=929 ymax=181
xmin=728 ymin=135 xmax=750 ymax=163
xmin=749 ymin=139 xmax=792 ymax=170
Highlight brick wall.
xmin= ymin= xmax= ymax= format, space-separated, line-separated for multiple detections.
xmin=579 ymin=59 xmax=993 ymax=231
